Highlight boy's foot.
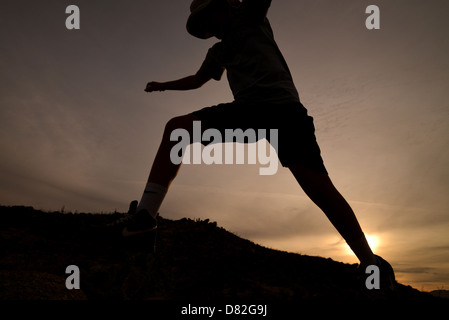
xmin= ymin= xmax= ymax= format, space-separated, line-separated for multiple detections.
xmin=374 ymin=255 xmax=397 ymax=291
xmin=107 ymin=200 xmax=158 ymax=238
xmin=359 ymin=255 xmax=396 ymax=291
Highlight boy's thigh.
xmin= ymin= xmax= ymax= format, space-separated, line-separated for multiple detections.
xmin=165 ymin=113 xmax=202 ymax=134
xmin=277 ymin=114 xmax=328 ymax=174
xmin=191 ymin=101 xmax=252 ymax=132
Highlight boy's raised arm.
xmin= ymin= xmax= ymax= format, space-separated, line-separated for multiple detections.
xmin=145 ymin=71 xmax=212 ymax=92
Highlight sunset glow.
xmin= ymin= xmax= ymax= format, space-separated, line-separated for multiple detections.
xmin=366 ymin=234 xmax=379 ymax=253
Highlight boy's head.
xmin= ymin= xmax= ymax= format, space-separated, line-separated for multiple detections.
xmin=187 ymin=0 xmax=235 ymax=39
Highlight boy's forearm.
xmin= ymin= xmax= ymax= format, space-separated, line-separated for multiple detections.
xmin=161 ymin=75 xmax=203 ymax=91
xmin=146 ymin=72 xmax=211 ymax=93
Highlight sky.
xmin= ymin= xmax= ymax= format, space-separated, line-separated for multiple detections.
xmin=1 ymin=0 xmax=449 ymax=291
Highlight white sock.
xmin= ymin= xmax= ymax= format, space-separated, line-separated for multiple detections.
xmin=137 ymin=182 xmax=168 ymax=219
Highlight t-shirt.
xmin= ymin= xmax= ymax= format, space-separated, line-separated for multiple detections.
xmin=197 ymin=0 xmax=300 ymax=104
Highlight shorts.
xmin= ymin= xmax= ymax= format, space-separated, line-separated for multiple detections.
xmin=191 ymin=101 xmax=328 ymax=174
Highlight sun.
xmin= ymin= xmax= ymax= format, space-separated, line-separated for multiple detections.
xmin=365 ymin=234 xmax=379 ymax=252
xmin=343 ymin=234 xmax=380 ymax=256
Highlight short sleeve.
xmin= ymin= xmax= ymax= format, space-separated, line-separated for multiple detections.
xmin=197 ymin=43 xmax=226 ymax=81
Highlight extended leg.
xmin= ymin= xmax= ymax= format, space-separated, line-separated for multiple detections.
xmin=148 ymin=114 xmax=201 ymax=188
xmin=289 ymin=164 xmax=376 ymax=266
xmin=108 ymin=114 xmax=201 ymax=239
xmin=135 ymin=114 xmax=202 ymax=218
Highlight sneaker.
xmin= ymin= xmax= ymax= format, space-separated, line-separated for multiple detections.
xmin=358 ymin=255 xmax=396 ymax=291
xmin=374 ymin=255 xmax=396 ymax=291
xmin=107 ymin=200 xmax=158 ymax=237
xmin=106 ymin=200 xmax=137 ymax=228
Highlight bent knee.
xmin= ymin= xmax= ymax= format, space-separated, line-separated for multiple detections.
xmin=165 ymin=115 xmax=191 ymax=131
xmin=164 ymin=114 xmax=199 ymax=137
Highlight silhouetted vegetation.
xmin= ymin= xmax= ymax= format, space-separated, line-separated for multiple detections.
xmin=0 ymin=205 xmax=438 ymax=301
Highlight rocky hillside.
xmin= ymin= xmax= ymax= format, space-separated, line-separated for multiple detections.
xmin=0 ymin=205 xmax=437 ymax=302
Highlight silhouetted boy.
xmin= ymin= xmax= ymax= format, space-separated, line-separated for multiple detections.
xmin=110 ymin=0 xmax=396 ymax=290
